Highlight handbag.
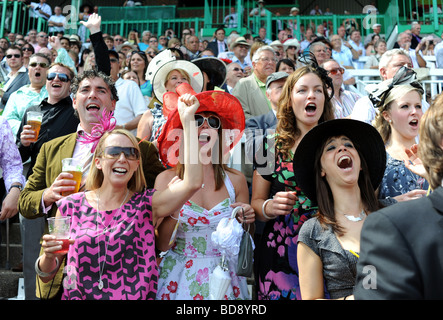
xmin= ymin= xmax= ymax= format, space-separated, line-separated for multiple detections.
xmin=235 ymin=209 xmax=254 ymax=277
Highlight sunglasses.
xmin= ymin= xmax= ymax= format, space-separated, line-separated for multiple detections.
xmin=6 ymin=54 xmax=21 ymax=59
xmin=194 ymin=114 xmax=221 ymax=129
xmin=22 ymin=47 xmax=33 ymax=51
xmin=47 ymin=72 xmax=70 ymax=82
xmin=232 ymin=67 xmax=244 ymax=72
xmin=101 ymin=146 xmax=140 ymax=160
xmin=114 ymin=38 xmax=124 ymax=42
xmin=328 ymin=68 xmax=345 ymax=75
xmin=29 ymin=62 xmax=49 ymax=68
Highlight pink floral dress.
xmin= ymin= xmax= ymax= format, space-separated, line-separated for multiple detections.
xmin=156 ymin=173 xmax=250 ymax=300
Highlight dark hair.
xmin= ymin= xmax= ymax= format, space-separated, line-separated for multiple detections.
xmin=276 ymin=58 xmax=295 ymax=72
xmin=71 ymin=69 xmax=119 ymax=102
xmin=30 ymin=52 xmax=51 ymax=65
xmin=313 ymin=137 xmax=380 ymax=236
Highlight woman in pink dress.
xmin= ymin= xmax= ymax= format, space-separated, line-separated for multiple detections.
xmin=36 ymin=94 xmax=203 ymax=299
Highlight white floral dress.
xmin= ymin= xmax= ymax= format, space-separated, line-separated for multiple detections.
xmin=156 ymin=173 xmax=250 ymax=300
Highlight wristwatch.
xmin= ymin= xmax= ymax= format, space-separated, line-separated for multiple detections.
xmin=8 ymin=184 xmax=23 ymax=192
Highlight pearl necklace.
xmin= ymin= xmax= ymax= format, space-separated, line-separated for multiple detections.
xmin=340 ymin=209 xmax=367 ymax=222
xmin=96 ymin=189 xmax=129 ymax=290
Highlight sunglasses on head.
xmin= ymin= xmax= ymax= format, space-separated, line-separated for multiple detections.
xmin=328 ymin=68 xmax=345 ymax=75
xmin=29 ymin=61 xmax=49 ymax=68
xmin=101 ymin=146 xmax=140 ymax=160
xmin=194 ymin=114 xmax=221 ymax=129
xmin=6 ymin=54 xmax=21 ymax=59
xmin=47 ymin=72 xmax=70 ymax=82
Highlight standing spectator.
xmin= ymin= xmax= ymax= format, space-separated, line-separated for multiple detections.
xmin=2 ymin=53 xmax=48 ymax=135
xmin=184 ymin=35 xmax=200 ymax=60
xmin=322 ymin=59 xmax=361 ymax=118
xmin=16 ymin=62 xmax=76 ymax=299
xmin=77 ymin=4 xmax=92 ymax=43
xmin=348 ymin=30 xmax=366 ymax=69
xmin=354 ymin=95 xmax=443 ymax=300
xmin=310 ymin=4 xmax=323 ymax=15
xmin=330 ymin=35 xmax=357 ymax=69
xmin=207 ymin=27 xmax=228 ymax=57
xmin=364 ymin=23 xmax=382 ymax=46
xmin=364 ymin=39 xmax=387 ymax=69
xmin=109 ymin=50 xmax=147 ymax=135
xmin=47 ymin=6 xmax=65 ymax=36
xmin=251 ymin=61 xmax=334 ymax=300
xmin=351 ymin=50 xmax=428 ymax=124
xmin=35 ymin=31 xmax=49 ymax=52
xmin=410 ymin=21 xmax=422 ymax=49
xmin=396 ymin=31 xmax=426 ymax=68
xmin=371 ymin=75 xmax=428 ymax=202
xmin=258 ymin=27 xmax=272 ymax=45
xmin=26 ymin=0 xmax=52 ymax=24
xmin=0 ymin=117 xmax=26 ymax=243
xmin=224 ymin=6 xmax=238 ymax=28
xmin=287 ymin=7 xmax=300 ymax=36
xmin=296 ymin=119 xmax=385 ymax=300
xmin=21 ymin=42 xmax=35 ymax=68
xmin=232 ymin=46 xmax=276 ymax=119
xmin=0 ymin=46 xmax=30 ymax=112
xmin=230 ymin=37 xmax=252 ymax=74
xmin=137 ymin=30 xmax=152 ymax=51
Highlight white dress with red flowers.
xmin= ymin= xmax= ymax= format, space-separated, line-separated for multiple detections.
xmin=156 ymin=173 xmax=250 ymax=300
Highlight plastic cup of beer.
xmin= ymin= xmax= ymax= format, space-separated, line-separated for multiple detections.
xmin=47 ymin=216 xmax=71 ymax=254
xmin=26 ymin=111 xmax=43 ymax=142
xmin=61 ymin=158 xmax=82 ymax=196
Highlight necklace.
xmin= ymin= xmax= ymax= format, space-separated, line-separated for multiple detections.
xmin=340 ymin=209 xmax=366 ymax=222
xmin=96 ymin=189 xmax=129 ymax=290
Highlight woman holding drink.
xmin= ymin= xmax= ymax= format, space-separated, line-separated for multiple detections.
xmin=36 ymin=94 xmax=204 ymax=299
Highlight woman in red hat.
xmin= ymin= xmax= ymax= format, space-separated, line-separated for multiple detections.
xmin=154 ymin=84 xmax=255 ymax=300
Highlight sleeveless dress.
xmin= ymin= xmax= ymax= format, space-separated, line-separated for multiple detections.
xmin=156 ymin=173 xmax=250 ymax=300
xmin=57 ymin=189 xmax=158 ymax=300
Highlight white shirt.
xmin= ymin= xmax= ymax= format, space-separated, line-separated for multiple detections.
xmin=114 ymin=78 xmax=147 ymax=136
xmin=29 ymin=2 xmax=52 ymax=20
xmin=48 ymin=14 xmax=66 ymax=33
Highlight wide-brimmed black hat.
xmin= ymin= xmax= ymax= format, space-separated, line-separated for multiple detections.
xmin=293 ymin=119 xmax=386 ymax=206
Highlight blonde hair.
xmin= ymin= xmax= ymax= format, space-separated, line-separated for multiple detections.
xmin=86 ymin=129 xmax=146 ymax=192
xmin=164 ymin=68 xmax=191 ymax=87
xmin=418 ymin=94 xmax=443 ymax=190
xmin=276 ymin=65 xmax=334 ymax=160
xmin=373 ymin=84 xmax=423 ymax=144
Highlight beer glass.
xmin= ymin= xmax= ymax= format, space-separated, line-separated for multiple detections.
xmin=27 ymin=111 xmax=43 ymax=142
xmin=61 ymin=158 xmax=82 ymax=196
xmin=47 ymin=216 xmax=71 ymax=254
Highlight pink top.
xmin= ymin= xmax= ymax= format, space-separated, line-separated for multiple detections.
xmin=57 ymin=189 xmax=158 ymax=300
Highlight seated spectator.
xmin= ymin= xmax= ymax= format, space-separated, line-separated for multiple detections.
xmin=364 ymin=39 xmax=387 ymax=69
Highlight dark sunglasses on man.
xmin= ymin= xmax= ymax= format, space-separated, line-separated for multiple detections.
xmin=47 ymin=72 xmax=70 ymax=82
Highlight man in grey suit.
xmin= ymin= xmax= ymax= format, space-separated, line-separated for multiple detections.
xmin=232 ymin=46 xmax=277 ymax=119
xmin=0 ymin=46 xmax=30 ymax=111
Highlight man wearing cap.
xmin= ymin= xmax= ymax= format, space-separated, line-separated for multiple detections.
xmin=233 ymin=46 xmax=276 ymax=119
xmin=231 ymin=36 xmax=253 ymax=75
xmin=364 ymin=23 xmax=382 ymax=46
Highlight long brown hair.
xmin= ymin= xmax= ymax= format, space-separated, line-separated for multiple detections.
xmin=276 ymin=66 xmax=334 ymax=160
xmin=313 ymin=137 xmax=380 ymax=236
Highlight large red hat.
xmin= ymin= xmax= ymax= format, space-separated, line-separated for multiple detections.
xmin=157 ymin=83 xmax=245 ymax=167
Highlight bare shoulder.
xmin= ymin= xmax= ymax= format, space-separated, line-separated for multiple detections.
xmin=154 ymin=168 xmax=178 ymax=190
xmin=226 ymin=168 xmax=247 ymax=187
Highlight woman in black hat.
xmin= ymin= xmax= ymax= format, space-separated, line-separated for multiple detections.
xmin=251 ymin=55 xmax=334 ymax=300
xmin=294 ymin=119 xmax=386 ymax=300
